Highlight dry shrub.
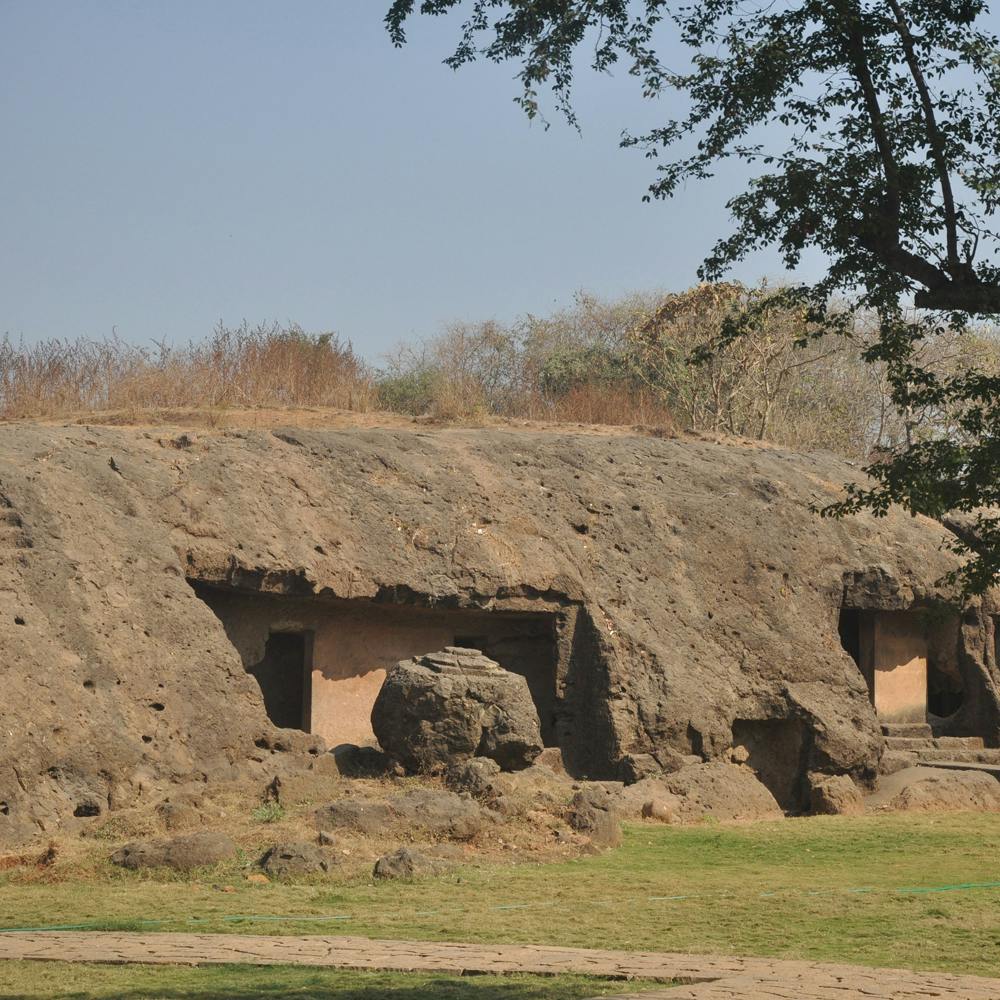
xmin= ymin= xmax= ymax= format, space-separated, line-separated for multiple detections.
xmin=0 ymin=323 xmax=377 ymax=420
xmin=528 ymin=384 xmax=677 ymax=429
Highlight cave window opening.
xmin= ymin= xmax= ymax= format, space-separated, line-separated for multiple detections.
xmin=454 ymin=634 xmax=488 ymax=651
xmin=190 ymin=580 xmax=564 ymax=749
xmin=837 ymin=608 xmax=874 ymax=704
xmin=251 ymin=630 xmax=312 ymax=732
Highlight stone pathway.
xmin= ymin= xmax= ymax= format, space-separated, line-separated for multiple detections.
xmin=1 ymin=932 xmax=999 ymax=999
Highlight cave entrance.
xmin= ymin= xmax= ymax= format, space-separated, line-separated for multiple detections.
xmin=731 ymin=718 xmax=809 ymax=812
xmin=251 ymin=630 xmax=312 ymax=731
xmin=838 ymin=608 xmax=965 ymax=725
xmin=190 ymin=581 xmax=564 ymax=749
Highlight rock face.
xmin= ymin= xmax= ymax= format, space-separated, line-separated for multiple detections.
xmin=0 ymin=420 xmax=998 ymax=846
xmin=371 ymin=648 xmax=544 ymax=773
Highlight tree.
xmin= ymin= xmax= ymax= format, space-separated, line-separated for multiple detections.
xmin=386 ymin=0 xmax=1000 ymax=596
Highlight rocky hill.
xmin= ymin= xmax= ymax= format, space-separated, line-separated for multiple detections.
xmin=0 ymin=420 xmax=995 ymax=846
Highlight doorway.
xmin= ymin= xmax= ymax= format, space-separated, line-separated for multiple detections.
xmin=249 ymin=631 xmax=312 ymax=731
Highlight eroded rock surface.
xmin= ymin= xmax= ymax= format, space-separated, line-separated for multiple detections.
xmin=0 ymin=421 xmax=995 ymax=845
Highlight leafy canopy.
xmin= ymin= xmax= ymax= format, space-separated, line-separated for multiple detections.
xmin=386 ymin=0 xmax=1000 ymax=596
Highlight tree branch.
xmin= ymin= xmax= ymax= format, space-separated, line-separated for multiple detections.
xmin=885 ymin=0 xmax=962 ymax=272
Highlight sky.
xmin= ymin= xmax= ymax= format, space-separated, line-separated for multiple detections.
xmin=1 ymin=1 xmax=810 ymax=361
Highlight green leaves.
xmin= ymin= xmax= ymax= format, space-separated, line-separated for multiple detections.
xmin=387 ymin=0 xmax=1000 ymax=594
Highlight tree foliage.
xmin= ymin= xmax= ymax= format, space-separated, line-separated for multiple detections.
xmin=386 ymin=0 xmax=1000 ymax=596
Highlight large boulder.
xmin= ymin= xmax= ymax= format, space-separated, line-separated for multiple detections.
xmin=371 ymin=648 xmax=543 ymax=773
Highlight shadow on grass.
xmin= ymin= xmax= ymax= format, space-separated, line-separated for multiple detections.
xmin=1 ymin=967 xmax=638 ymax=1000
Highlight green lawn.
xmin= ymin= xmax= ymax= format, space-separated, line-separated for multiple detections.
xmin=3 ymin=813 xmax=1000 ymax=988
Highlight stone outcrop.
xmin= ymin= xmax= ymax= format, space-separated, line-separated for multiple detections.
xmin=0 ymin=420 xmax=997 ymax=846
xmin=371 ymin=648 xmax=544 ymax=773
xmin=314 ymin=789 xmax=484 ymax=841
xmin=110 ymin=831 xmax=237 ymax=870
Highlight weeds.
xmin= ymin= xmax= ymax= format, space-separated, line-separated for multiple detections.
xmin=251 ymin=802 xmax=285 ymax=824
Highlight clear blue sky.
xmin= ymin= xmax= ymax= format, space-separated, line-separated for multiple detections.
xmin=2 ymin=1 xmax=811 ymax=360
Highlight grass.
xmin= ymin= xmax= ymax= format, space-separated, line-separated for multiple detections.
xmin=0 ymin=963 xmax=639 ymax=999
xmin=4 ymin=814 xmax=1000 ymax=979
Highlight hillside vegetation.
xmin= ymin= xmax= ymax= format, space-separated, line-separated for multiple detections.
xmin=4 ymin=284 xmax=998 ymax=462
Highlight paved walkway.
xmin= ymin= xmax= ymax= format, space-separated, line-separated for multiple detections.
xmin=1 ymin=932 xmax=999 ymax=999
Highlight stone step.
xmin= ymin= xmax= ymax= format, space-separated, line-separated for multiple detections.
xmin=885 ymin=736 xmax=935 ymax=751
xmin=914 ymin=747 xmax=1000 ymax=765
xmin=919 ymin=760 xmax=1000 ymax=779
xmin=933 ymin=736 xmax=985 ymax=751
xmin=881 ymin=722 xmax=933 ymax=738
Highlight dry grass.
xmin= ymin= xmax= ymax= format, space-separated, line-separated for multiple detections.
xmin=0 ymin=324 xmax=378 ymax=422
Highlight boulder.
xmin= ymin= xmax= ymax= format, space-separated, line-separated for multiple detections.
xmin=329 ymin=744 xmax=398 ymax=779
xmin=661 ymin=762 xmax=784 ymax=823
xmin=371 ymin=648 xmax=543 ymax=773
xmin=261 ymin=842 xmax=334 ymax=877
xmin=567 ymin=785 xmax=622 ymax=848
xmin=314 ymin=798 xmax=395 ymax=836
xmin=373 ymin=847 xmax=449 ymax=880
xmin=810 ymin=774 xmax=864 ymax=816
xmin=444 ymin=757 xmax=502 ymax=801
xmin=876 ymin=768 xmax=1000 ymax=812
xmin=111 ymin=831 xmax=237 ymax=871
xmin=155 ymin=800 xmax=204 ymax=832
xmin=641 ymin=797 xmax=679 ymax=823
xmin=392 ymin=789 xmax=484 ymax=840
xmin=314 ymin=790 xmax=484 ymax=841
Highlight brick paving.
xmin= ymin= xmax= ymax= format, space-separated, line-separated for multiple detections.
xmin=0 ymin=932 xmax=998 ymax=999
